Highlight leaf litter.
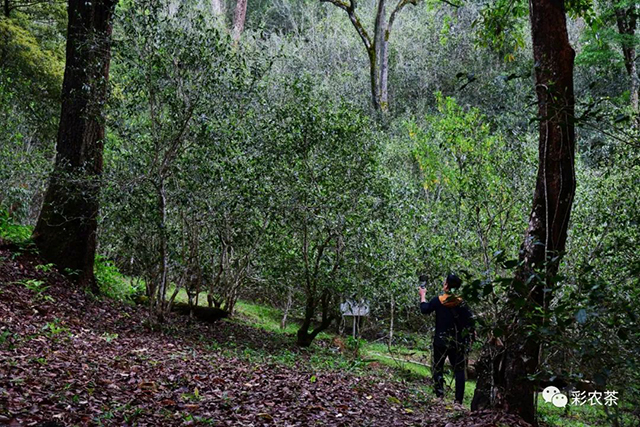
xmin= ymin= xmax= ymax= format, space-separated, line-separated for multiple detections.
xmin=0 ymin=245 xmax=529 ymax=426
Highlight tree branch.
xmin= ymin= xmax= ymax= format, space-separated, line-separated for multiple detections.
xmin=320 ymin=0 xmax=373 ymax=51
xmin=388 ymin=0 xmax=419 ymax=33
xmin=439 ymin=0 xmax=461 ymax=8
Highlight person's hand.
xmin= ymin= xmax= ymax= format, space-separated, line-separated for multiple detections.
xmin=419 ymin=287 xmax=427 ymax=302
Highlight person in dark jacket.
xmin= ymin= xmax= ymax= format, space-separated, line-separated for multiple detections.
xmin=419 ymin=273 xmax=474 ymax=404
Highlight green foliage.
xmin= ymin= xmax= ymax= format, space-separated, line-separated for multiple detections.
xmin=0 ymin=210 xmax=32 ymax=243
xmin=559 ymin=135 xmax=640 ymax=413
xmin=18 ymin=278 xmax=53 ymax=302
xmin=35 ymin=263 xmax=55 ymax=273
xmin=42 ymin=318 xmax=69 ymax=338
xmin=101 ymin=332 xmax=119 ymax=343
xmin=260 ymin=78 xmax=384 ymax=343
xmin=95 ymin=255 xmax=142 ymax=302
xmin=0 ymin=0 xmax=637 ymax=423
xmin=473 ymin=0 xmax=528 ymax=62
xmin=410 ymin=93 xmax=532 ymax=279
xmin=0 ymin=13 xmax=62 ymax=221
xmin=20 ymin=278 xmax=45 ymax=292
xmin=574 ymin=0 xmax=639 ymax=113
xmin=103 ymin=0 xmax=255 ymax=317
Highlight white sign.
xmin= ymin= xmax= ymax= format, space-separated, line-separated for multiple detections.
xmin=340 ymin=300 xmax=370 ymax=317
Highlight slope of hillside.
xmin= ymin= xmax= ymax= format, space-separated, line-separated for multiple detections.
xmin=0 ymin=242 xmax=529 ymax=427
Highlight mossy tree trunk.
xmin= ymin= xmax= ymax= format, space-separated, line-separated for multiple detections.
xmin=32 ymin=0 xmax=118 ymax=290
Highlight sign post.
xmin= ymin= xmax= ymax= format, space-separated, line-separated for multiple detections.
xmin=340 ymin=300 xmax=370 ymax=338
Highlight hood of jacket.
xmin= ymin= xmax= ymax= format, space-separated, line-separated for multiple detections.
xmin=439 ymin=293 xmax=463 ymax=308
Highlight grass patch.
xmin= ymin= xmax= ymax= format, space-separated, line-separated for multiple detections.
xmin=94 ymin=255 xmax=143 ymax=302
xmin=362 ymin=341 xmax=476 ymax=407
xmin=234 ymin=300 xmax=298 ymax=335
xmin=163 ymin=288 xmax=330 ymax=340
xmin=537 ymin=394 xmax=636 ymax=427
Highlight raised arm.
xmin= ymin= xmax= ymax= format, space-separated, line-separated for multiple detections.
xmin=419 ymin=288 xmax=437 ymax=314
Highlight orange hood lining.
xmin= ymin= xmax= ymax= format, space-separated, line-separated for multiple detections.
xmin=439 ymin=294 xmax=462 ymax=307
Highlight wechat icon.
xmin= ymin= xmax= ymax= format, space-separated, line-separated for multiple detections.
xmin=542 ymin=386 xmax=568 ymax=408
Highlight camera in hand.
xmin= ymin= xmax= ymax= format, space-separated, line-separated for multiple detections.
xmin=418 ymin=274 xmax=428 ymax=289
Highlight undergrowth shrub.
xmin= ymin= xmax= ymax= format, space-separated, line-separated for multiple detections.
xmin=0 ymin=209 xmax=32 ymax=244
xmin=94 ymin=255 xmax=142 ymax=302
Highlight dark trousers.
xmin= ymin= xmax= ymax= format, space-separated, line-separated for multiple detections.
xmin=433 ymin=344 xmax=466 ymax=403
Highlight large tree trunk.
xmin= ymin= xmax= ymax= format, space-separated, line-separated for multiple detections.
xmin=471 ymin=0 xmax=575 ymax=424
xmin=232 ymin=0 xmax=247 ymax=41
xmin=615 ymin=5 xmax=638 ymax=112
xmin=32 ymin=0 xmax=117 ymax=290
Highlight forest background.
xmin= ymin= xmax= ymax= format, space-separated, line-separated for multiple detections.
xmin=0 ymin=0 xmax=638 ymax=425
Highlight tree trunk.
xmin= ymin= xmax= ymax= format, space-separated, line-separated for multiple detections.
xmin=297 ymin=297 xmax=316 ymax=347
xmin=232 ymin=0 xmax=247 ymax=41
xmin=4 ymin=0 xmax=10 ymax=17
xmin=157 ymin=180 xmax=168 ymax=320
xmin=281 ymin=285 xmax=293 ymax=330
xmin=471 ymin=0 xmax=576 ymax=424
xmin=615 ymin=6 xmax=638 ymax=112
xmin=211 ymin=0 xmax=224 ymax=15
xmin=368 ymin=49 xmax=381 ymax=111
xmin=296 ymin=290 xmax=334 ymax=347
xmin=378 ymin=37 xmax=389 ymax=112
xmin=322 ymin=0 xmax=413 ymax=114
xmin=32 ymin=0 xmax=117 ymax=291
xmin=374 ymin=0 xmax=389 ymax=112
xmin=389 ymin=294 xmax=395 ymax=346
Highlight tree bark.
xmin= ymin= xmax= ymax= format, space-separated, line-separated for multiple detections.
xmin=281 ymin=285 xmax=292 ymax=330
xmin=615 ymin=5 xmax=638 ymax=112
xmin=471 ymin=0 xmax=575 ymax=424
xmin=232 ymin=0 xmax=247 ymax=41
xmin=32 ymin=0 xmax=117 ymax=291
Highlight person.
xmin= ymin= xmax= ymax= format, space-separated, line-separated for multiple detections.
xmin=418 ymin=273 xmax=474 ymax=404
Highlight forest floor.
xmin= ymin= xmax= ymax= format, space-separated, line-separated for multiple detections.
xmin=0 ymin=241 xmax=532 ymax=427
